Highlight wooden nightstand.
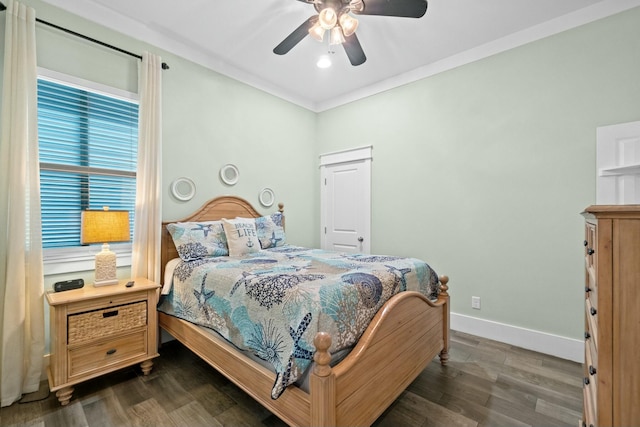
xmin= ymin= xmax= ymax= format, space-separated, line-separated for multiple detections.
xmin=46 ymin=277 xmax=160 ymax=405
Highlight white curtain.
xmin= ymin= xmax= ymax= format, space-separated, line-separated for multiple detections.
xmin=0 ymin=0 xmax=45 ymax=407
xmin=132 ymin=52 xmax=163 ymax=283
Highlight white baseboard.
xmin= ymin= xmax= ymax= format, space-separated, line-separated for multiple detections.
xmin=451 ymin=312 xmax=584 ymax=363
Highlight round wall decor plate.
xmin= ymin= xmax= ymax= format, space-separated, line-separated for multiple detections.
xmin=259 ymin=187 xmax=275 ymax=207
xmin=220 ymin=164 xmax=239 ymax=185
xmin=171 ymin=177 xmax=196 ymax=201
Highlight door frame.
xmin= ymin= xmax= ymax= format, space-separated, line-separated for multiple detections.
xmin=319 ymin=145 xmax=372 ymax=252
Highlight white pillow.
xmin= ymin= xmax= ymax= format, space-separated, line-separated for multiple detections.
xmin=221 ymin=218 xmax=261 ymax=257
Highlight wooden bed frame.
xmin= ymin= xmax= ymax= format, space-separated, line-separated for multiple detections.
xmin=158 ymin=195 xmax=450 ymax=427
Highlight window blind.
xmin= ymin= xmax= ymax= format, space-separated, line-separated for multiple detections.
xmin=38 ymin=79 xmax=138 ymax=249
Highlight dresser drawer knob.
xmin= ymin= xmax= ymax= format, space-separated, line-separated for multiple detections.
xmin=585 ymin=286 xmax=591 ymax=293
xmin=583 ymin=240 xmax=588 ymax=247
xmin=590 ymin=307 xmax=597 ymax=316
xmin=584 ymin=331 xmax=591 ymax=339
xmin=106 ymin=349 xmax=117 ymax=356
xmin=587 ymin=248 xmax=595 ymax=255
xmin=103 ymin=310 xmax=119 ymax=318
xmin=584 ymin=377 xmax=590 ymax=385
xmin=589 ymin=365 xmax=597 ymax=375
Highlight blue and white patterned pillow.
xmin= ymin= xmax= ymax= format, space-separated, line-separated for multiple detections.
xmin=222 ymin=218 xmax=262 ymax=257
xmin=167 ymin=221 xmax=229 ymax=261
xmin=255 ymin=212 xmax=286 ymax=249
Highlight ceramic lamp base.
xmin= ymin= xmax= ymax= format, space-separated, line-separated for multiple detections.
xmin=94 ymin=243 xmax=118 ymax=286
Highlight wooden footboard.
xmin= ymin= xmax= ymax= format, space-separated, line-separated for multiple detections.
xmin=310 ymin=276 xmax=450 ymax=426
xmin=159 ymin=275 xmax=450 ymax=427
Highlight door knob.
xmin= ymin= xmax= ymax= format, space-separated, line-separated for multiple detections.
xmin=357 ymin=237 xmax=364 ymax=242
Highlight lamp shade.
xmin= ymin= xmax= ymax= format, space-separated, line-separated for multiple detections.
xmin=308 ymin=21 xmax=326 ymax=42
xmin=329 ymin=26 xmax=345 ymax=45
xmin=318 ymin=7 xmax=337 ymax=30
xmin=339 ymin=13 xmax=359 ymax=37
xmin=81 ymin=209 xmax=130 ymax=244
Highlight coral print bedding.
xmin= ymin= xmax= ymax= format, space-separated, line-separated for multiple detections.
xmin=158 ymin=245 xmax=440 ymax=399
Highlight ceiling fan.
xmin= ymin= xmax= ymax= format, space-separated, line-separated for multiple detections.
xmin=273 ymin=0 xmax=428 ymax=66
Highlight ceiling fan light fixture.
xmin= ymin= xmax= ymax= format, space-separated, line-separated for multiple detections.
xmin=339 ymin=13 xmax=358 ymax=37
xmin=308 ymin=22 xmax=326 ymax=42
xmin=329 ymin=26 xmax=345 ymax=45
xmin=318 ymin=7 xmax=337 ymax=30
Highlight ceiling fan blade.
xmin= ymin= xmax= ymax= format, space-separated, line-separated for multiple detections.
xmin=343 ymin=33 xmax=366 ymax=66
xmin=353 ymin=0 xmax=428 ymax=18
xmin=273 ymin=16 xmax=317 ymax=55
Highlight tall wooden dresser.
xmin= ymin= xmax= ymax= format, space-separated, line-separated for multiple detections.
xmin=582 ymin=205 xmax=640 ymax=427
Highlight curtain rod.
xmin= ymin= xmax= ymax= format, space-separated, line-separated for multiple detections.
xmin=0 ymin=2 xmax=169 ymax=70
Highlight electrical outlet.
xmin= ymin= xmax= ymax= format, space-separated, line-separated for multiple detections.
xmin=471 ymin=296 xmax=481 ymax=310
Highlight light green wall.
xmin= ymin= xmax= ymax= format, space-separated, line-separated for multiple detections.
xmin=316 ymin=7 xmax=640 ymax=340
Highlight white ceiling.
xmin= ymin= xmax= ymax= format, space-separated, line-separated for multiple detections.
xmin=41 ymin=0 xmax=640 ymax=111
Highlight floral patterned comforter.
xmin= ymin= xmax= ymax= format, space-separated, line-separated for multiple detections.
xmin=157 ymin=245 xmax=440 ymax=399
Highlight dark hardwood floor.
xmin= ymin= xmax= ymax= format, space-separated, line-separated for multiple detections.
xmin=0 ymin=330 xmax=583 ymax=427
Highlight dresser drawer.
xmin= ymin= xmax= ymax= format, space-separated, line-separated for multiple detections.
xmin=585 ymin=299 xmax=598 ymax=349
xmin=68 ymin=330 xmax=147 ymax=379
xmin=584 ymin=222 xmax=598 ymax=305
xmin=584 ymin=383 xmax=596 ymax=427
xmin=585 ymin=321 xmax=598 ymax=368
xmin=68 ymin=301 xmax=147 ymax=345
xmin=585 ymin=222 xmax=597 ymax=271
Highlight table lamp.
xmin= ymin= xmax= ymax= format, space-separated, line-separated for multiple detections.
xmin=81 ymin=207 xmax=130 ymax=286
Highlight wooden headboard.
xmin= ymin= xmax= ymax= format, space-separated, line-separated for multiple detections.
xmin=160 ymin=195 xmax=284 ymax=283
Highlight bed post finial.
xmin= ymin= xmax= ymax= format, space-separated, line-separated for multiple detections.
xmin=313 ymin=332 xmax=332 ymax=377
xmin=438 ymin=275 xmax=449 ymax=297
xmin=278 ymin=202 xmax=285 ymax=231
xmin=438 ymin=275 xmax=450 ymax=366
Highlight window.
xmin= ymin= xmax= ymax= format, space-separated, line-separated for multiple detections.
xmin=37 ymin=71 xmax=138 ymax=271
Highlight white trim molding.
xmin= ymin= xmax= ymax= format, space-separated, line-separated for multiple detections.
xmin=43 ymin=244 xmax=132 ymax=276
xmin=319 ymin=145 xmax=373 ymax=167
xmin=451 ymin=312 xmax=584 ymax=363
xmin=40 ymin=0 xmax=640 ymax=112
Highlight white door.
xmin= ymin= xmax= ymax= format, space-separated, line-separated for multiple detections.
xmin=320 ymin=146 xmax=372 ymax=253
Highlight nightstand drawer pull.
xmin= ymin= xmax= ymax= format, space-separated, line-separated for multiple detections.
xmin=587 ymin=248 xmax=595 ymax=255
xmin=585 ymin=331 xmax=591 ymax=339
xmin=103 ymin=310 xmax=119 ymax=318
xmin=584 ymin=377 xmax=590 ymax=385
xmin=106 ymin=348 xmax=117 ymax=355
xmin=589 ymin=365 xmax=597 ymax=375
xmin=590 ymin=307 xmax=597 ymax=316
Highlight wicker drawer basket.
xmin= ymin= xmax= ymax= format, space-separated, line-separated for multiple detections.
xmin=68 ymin=301 xmax=147 ymax=345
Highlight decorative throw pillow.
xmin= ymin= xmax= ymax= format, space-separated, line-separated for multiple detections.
xmin=255 ymin=213 xmax=286 ymax=249
xmin=221 ymin=218 xmax=261 ymax=257
xmin=166 ymin=221 xmax=228 ymax=261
